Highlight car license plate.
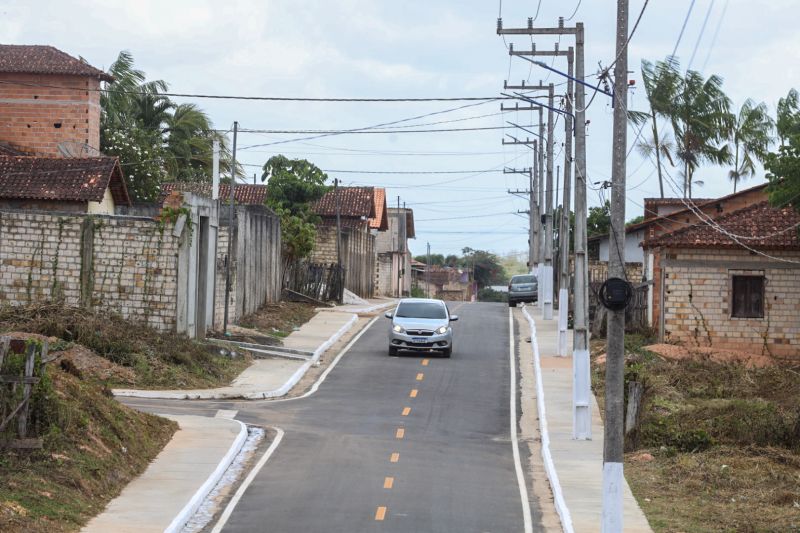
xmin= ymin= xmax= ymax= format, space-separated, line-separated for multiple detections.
xmin=411 ymin=337 xmax=427 ymax=343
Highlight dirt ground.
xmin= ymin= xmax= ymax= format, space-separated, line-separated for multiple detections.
xmin=237 ymin=302 xmax=318 ymax=337
xmin=645 ymin=343 xmax=777 ymax=368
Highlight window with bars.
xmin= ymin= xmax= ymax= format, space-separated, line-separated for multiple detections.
xmin=731 ymin=275 xmax=764 ymax=318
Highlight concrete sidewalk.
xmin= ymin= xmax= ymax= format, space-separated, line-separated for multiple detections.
xmin=113 ymin=303 xmax=379 ymax=400
xmin=522 ymin=306 xmax=653 ymax=533
xmin=82 ymin=414 xmax=246 ymax=533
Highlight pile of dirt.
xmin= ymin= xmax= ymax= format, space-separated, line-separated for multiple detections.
xmin=0 ymin=363 xmax=176 ymax=532
xmin=645 ymin=343 xmax=776 ymax=368
xmin=238 ymin=301 xmax=317 ymax=337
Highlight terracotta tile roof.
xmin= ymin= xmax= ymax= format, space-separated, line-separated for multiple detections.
xmin=0 ymin=45 xmax=114 ymax=82
xmin=646 ymin=201 xmax=800 ymax=250
xmin=161 ymin=182 xmax=268 ymax=205
xmin=370 ymin=187 xmax=389 ymax=231
xmin=0 ymin=155 xmax=130 ymax=206
xmin=313 ymin=186 xmax=376 ymax=219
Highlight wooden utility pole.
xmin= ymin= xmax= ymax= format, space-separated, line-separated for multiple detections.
xmin=426 ymin=242 xmax=431 ymax=298
xmin=499 ymin=16 xmax=592 ymax=440
xmin=604 ymin=1 xmax=629 ymax=531
xmin=223 ymin=121 xmax=238 ymax=335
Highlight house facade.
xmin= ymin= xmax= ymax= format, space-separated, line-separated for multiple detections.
xmin=643 ymin=198 xmax=800 ymax=359
xmin=375 ymin=206 xmax=415 ymax=297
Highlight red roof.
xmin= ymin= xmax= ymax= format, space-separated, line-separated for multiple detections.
xmin=313 ymin=186 xmax=376 ymax=219
xmin=646 ymin=201 xmax=800 ymax=250
xmin=0 ymin=155 xmax=130 ymax=206
xmin=0 ymin=45 xmax=114 ymax=82
xmin=370 ymin=188 xmax=389 ymax=231
xmin=161 ymin=182 xmax=268 ymax=205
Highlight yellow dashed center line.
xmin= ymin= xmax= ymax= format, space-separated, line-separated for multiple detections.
xmin=421 ymin=358 xmax=429 ymax=366
xmin=410 ymin=389 xmax=418 ymax=398
xmin=395 ymin=428 xmax=405 ymax=439
xmin=401 ymin=407 xmax=411 ymax=416
xmin=416 ymin=372 xmax=424 ymax=381
xmin=375 ymin=506 xmax=387 ymax=521
xmin=383 ymin=477 xmax=394 ymax=489
xmin=390 ymin=452 xmax=400 ymax=463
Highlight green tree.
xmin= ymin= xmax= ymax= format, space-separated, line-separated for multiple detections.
xmin=628 ymin=59 xmax=682 ymax=197
xmin=728 ymin=99 xmax=775 ymax=193
xmin=444 ymin=254 xmax=459 ymax=267
xmin=587 ymin=200 xmax=611 ymax=236
xmin=262 ymin=155 xmax=330 ymax=261
xmin=765 ymin=88 xmax=800 ymax=213
xmin=460 ymin=248 xmax=506 ymax=288
xmin=413 ymin=254 xmax=444 ymax=266
xmin=100 ymin=51 xmax=236 ymax=199
xmin=667 ymin=65 xmax=733 ymax=198
xmin=626 ymin=215 xmax=645 ymax=226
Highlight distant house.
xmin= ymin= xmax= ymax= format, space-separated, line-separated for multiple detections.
xmin=311 ymin=186 xmax=388 ymax=298
xmin=0 ymin=45 xmax=113 ymax=157
xmin=375 ymin=206 xmax=415 ymax=297
xmin=0 ymin=155 xmax=130 ymax=213
xmin=643 ymin=199 xmax=800 ymax=359
xmin=161 ymin=182 xmax=269 ymax=206
xmin=416 ymin=266 xmax=471 ymax=301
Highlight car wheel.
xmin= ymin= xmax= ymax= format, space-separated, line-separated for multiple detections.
xmin=508 ymin=300 xmax=515 ymax=308
xmin=441 ymin=347 xmax=451 ymax=358
xmin=388 ymin=346 xmax=398 ymax=356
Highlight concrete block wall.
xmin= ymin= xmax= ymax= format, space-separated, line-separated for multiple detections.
xmin=662 ymin=248 xmax=800 ymax=358
xmin=0 ymin=209 xmax=179 ymax=330
xmin=214 ymin=206 xmax=282 ymax=329
xmin=311 ymin=223 xmax=375 ymax=298
xmin=0 ymin=73 xmax=102 ymax=155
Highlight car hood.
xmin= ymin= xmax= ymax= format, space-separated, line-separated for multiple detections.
xmin=393 ymin=317 xmax=449 ymax=330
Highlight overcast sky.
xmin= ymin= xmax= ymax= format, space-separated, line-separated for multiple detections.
xmin=3 ymin=0 xmax=797 ymax=257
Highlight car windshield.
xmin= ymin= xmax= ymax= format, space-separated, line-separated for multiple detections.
xmin=512 ymin=275 xmax=535 ymax=284
xmin=395 ymin=302 xmax=448 ymax=319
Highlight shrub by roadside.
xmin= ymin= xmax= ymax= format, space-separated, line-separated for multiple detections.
xmin=591 ymin=335 xmax=800 ymax=532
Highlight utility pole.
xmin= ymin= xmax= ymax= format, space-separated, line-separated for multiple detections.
xmin=604 ymin=1 xmax=629 ymax=531
xmin=335 ymin=178 xmax=343 ymax=304
xmin=505 ymin=167 xmax=533 ymax=268
xmin=499 ymin=15 xmax=592 ymax=440
xmin=426 ymin=242 xmax=431 ymax=298
xmin=223 ymin=121 xmax=238 ymax=335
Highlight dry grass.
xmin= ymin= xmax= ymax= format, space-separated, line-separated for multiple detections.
xmin=238 ymin=301 xmax=317 ymax=337
xmin=0 ymin=368 xmax=176 ymax=532
xmin=0 ymin=304 xmax=251 ymax=389
xmin=591 ymin=336 xmax=800 ymax=532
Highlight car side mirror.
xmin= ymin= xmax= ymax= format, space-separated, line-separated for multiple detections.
xmin=384 ymin=312 xmax=393 ymax=319
xmin=449 ymin=315 xmax=459 ymax=322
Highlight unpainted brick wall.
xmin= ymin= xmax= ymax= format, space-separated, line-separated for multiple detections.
xmin=0 ymin=209 xmax=179 ymax=330
xmin=311 ymin=223 xmax=375 ymax=298
xmin=662 ymin=247 xmax=800 ymax=358
xmin=0 ymin=73 xmax=102 ymax=156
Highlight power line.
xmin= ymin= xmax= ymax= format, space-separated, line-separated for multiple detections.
xmin=701 ymin=0 xmax=728 ymax=71
xmin=671 ymin=0 xmax=697 ymax=58
xmin=321 ymin=168 xmax=504 ymax=174
xmin=565 ymin=0 xmax=583 ymax=21
xmin=237 ymin=124 xmax=537 ymax=135
xmin=416 ymin=211 xmax=517 ymax=222
xmin=0 ymin=79 xmax=509 ymax=103
xmin=687 ymin=0 xmax=716 ymax=70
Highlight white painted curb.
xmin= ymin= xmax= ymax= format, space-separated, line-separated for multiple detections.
xmin=113 ymin=314 xmax=361 ymax=401
xmin=164 ymin=418 xmax=248 ymax=533
xmin=521 ymin=305 xmax=575 ymax=533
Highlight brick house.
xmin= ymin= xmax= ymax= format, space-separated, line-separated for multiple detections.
xmin=374 ymin=206 xmax=415 ymax=297
xmin=0 ymin=155 xmax=130 ymax=213
xmin=311 ymin=186 xmax=388 ymax=298
xmin=0 ymin=45 xmax=112 ymax=156
xmin=642 ymin=197 xmax=800 ymax=359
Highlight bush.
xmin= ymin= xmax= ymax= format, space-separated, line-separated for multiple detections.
xmin=478 ymin=287 xmax=507 ymax=302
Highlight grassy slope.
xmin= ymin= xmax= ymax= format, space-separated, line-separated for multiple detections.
xmin=591 ymin=335 xmax=800 ymax=532
xmin=0 ymin=305 xmax=251 ymax=389
xmin=0 ymin=368 xmax=176 ymax=532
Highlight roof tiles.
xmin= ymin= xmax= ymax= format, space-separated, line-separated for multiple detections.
xmin=161 ymin=182 xmax=268 ymax=205
xmin=0 ymin=45 xmax=114 ymax=82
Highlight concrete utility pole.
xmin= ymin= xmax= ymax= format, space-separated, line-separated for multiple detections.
xmin=499 ymin=15 xmax=592 ymax=440
xmin=335 ymin=178 xmax=343 ymax=303
xmin=223 ymin=121 xmax=238 ymax=335
xmin=504 ymin=166 xmax=533 ymax=267
xmin=604 ymin=1 xmax=629 ymax=531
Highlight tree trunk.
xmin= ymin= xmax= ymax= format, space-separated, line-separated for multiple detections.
xmin=651 ymin=112 xmax=664 ymax=199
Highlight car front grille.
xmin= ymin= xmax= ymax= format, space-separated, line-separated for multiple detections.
xmin=405 ymin=330 xmax=434 ymax=336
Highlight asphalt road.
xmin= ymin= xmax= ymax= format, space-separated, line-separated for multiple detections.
xmin=130 ymin=302 xmax=541 ymax=532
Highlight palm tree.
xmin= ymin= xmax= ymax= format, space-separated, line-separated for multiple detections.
xmin=728 ymin=99 xmax=775 ymax=193
xmin=777 ymin=88 xmax=800 ymax=146
xmin=628 ymin=59 xmax=682 ymax=197
xmin=667 ymin=67 xmax=733 ymax=198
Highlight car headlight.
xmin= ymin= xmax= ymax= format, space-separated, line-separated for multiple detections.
xmin=393 ymin=325 xmax=405 ymax=333
xmin=436 ymin=326 xmax=448 ymax=335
